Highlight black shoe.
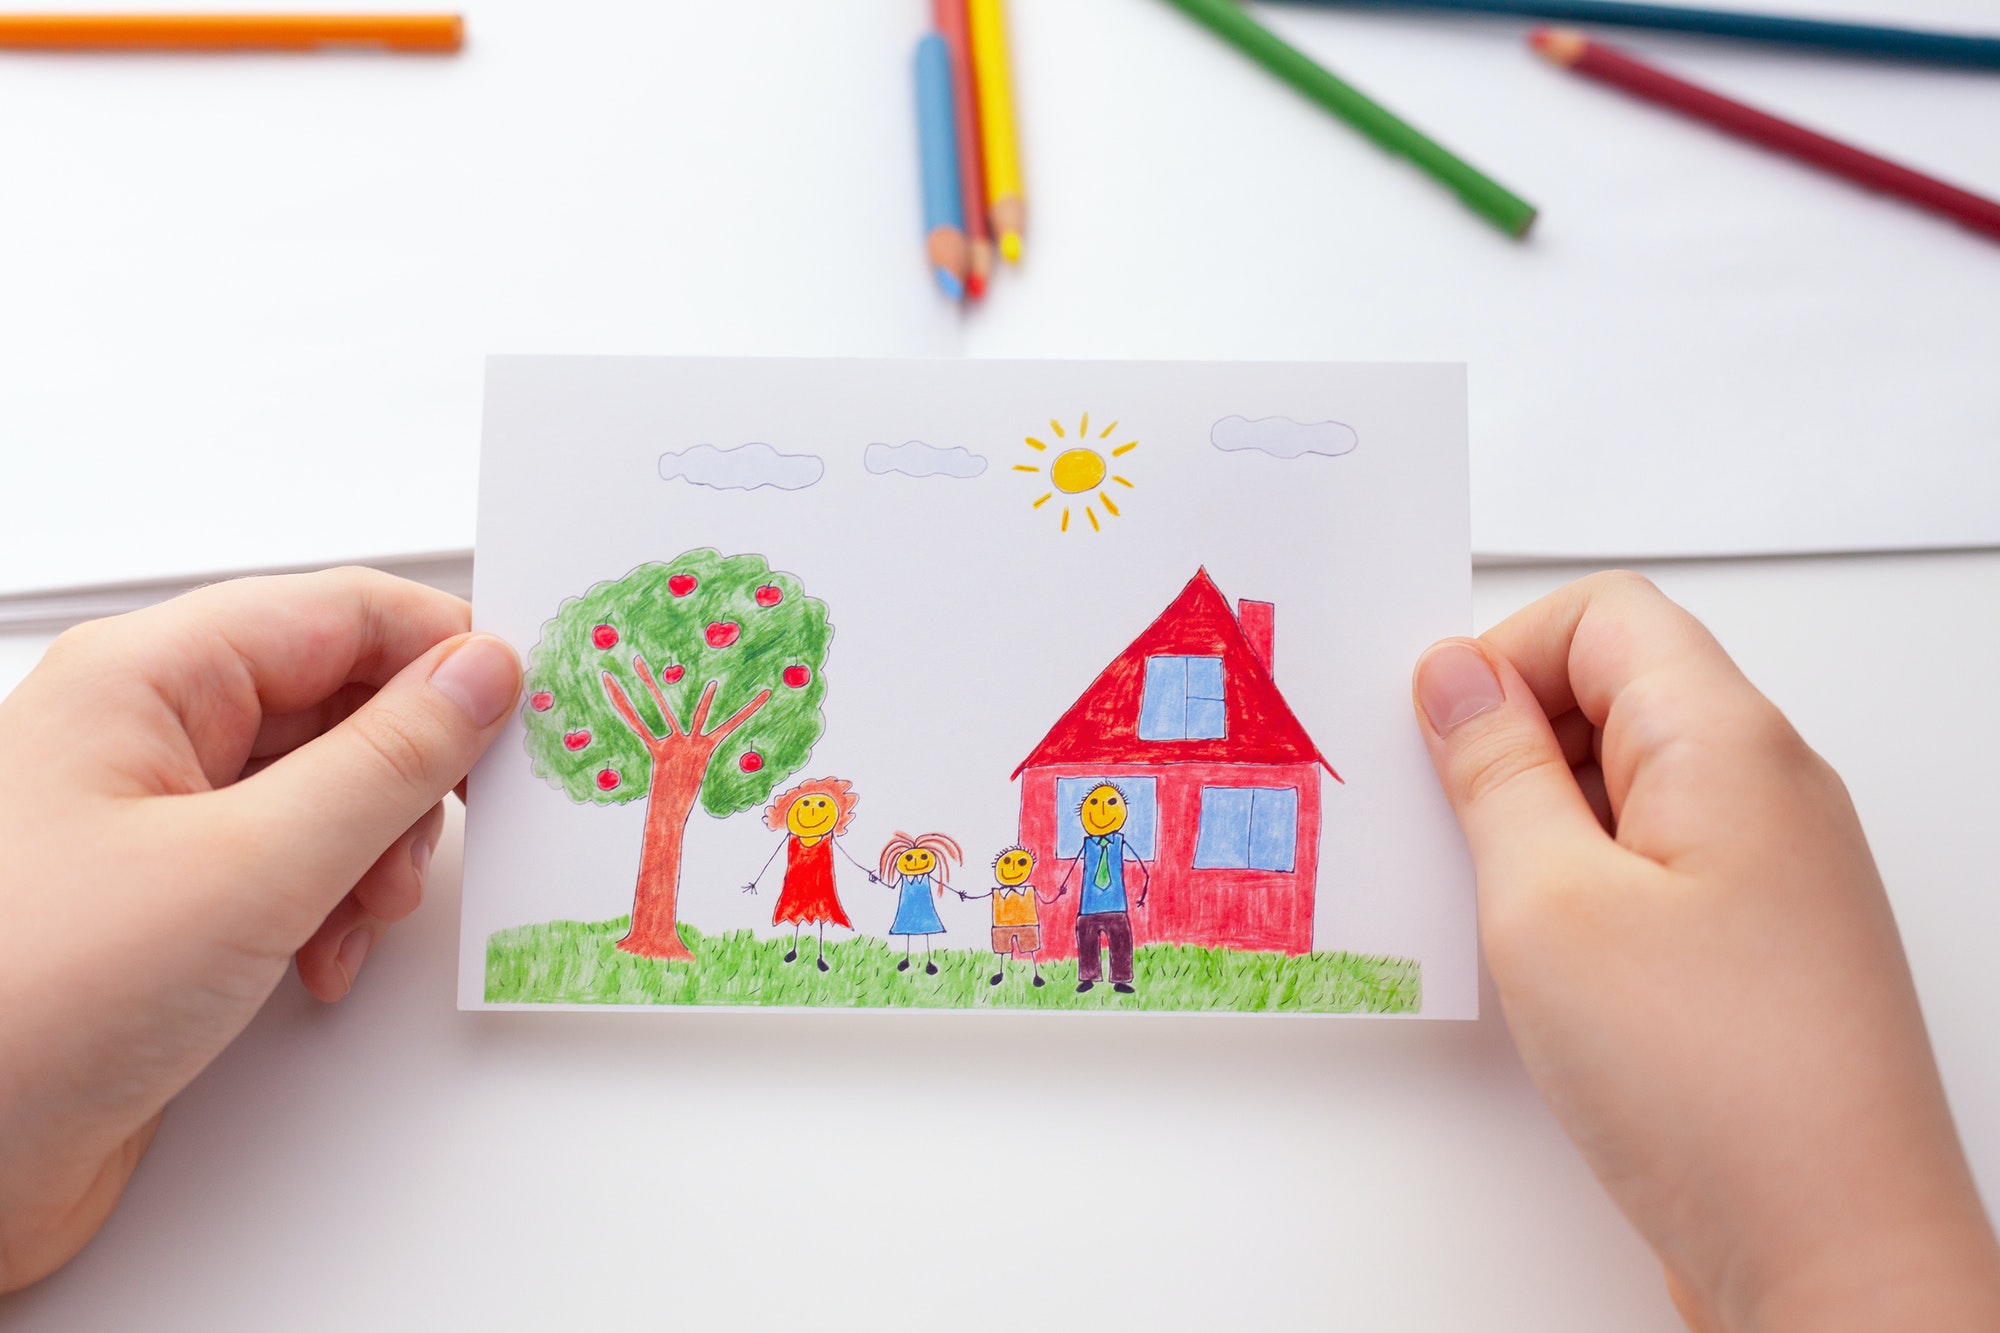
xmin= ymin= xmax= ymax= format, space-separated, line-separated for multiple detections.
xmin=990 ymin=972 xmax=1003 ymax=986
xmin=817 ymin=956 xmax=829 ymax=973
xmin=1076 ymin=981 xmax=1094 ymax=994
xmin=1113 ymin=983 xmax=1135 ymax=994
xmin=1033 ymin=975 xmax=1045 ymax=988
xmin=925 ymin=961 xmax=938 ymax=975
xmin=897 ymin=958 xmax=910 ymax=972
xmin=782 ymin=948 xmax=797 ymax=963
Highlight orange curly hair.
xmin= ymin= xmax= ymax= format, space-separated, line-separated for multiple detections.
xmin=763 ymin=777 xmax=859 ymax=835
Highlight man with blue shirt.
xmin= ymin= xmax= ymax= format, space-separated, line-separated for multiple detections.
xmin=1057 ymin=782 xmax=1151 ymax=994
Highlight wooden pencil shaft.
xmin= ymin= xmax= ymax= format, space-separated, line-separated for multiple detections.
xmin=0 ymin=14 xmax=463 ymax=52
xmin=1268 ymin=0 xmax=2000 ymax=69
xmin=1556 ymin=36 xmax=2000 ymax=242
xmin=1157 ymin=0 xmax=1537 ymax=236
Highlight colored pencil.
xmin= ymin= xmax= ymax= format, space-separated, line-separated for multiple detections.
xmin=966 ymin=0 xmax=1026 ymax=263
xmin=915 ymin=34 xmax=970 ymax=300
xmin=1532 ymin=29 xmax=2000 ymax=244
xmin=933 ymin=0 xmax=993 ymax=298
xmin=0 ymin=14 xmax=462 ymax=52
xmin=1156 ymin=0 xmax=1537 ymax=237
xmin=1269 ymin=0 xmax=2000 ymax=71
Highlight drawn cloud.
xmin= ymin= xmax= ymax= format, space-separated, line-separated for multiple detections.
xmin=863 ymin=440 xmax=988 ymax=480
xmin=1210 ymin=415 xmax=1359 ymax=460
xmin=658 ymin=443 xmax=824 ymax=491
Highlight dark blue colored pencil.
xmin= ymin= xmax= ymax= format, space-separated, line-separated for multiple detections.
xmin=1266 ymin=0 xmax=2000 ymax=70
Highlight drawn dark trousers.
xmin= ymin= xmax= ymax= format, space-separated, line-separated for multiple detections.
xmin=1075 ymin=911 xmax=1134 ymax=984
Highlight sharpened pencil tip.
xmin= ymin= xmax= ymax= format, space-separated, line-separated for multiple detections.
xmin=999 ymin=231 xmax=1023 ymax=262
xmin=1529 ymin=28 xmax=1589 ymax=66
xmin=935 ymin=267 xmax=965 ymax=300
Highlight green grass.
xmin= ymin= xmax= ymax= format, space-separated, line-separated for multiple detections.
xmin=485 ymin=918 xmax=1421 ymax=1014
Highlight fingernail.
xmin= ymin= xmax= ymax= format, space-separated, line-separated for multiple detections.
xmin=1417 ymin=642 xmax=1507 ymax=735
xmin=429 ymin=635 xmax=520 ymax=727
xmin=411 ymin=832 xmax=434 ymax=889
xmin=336 ymin=926 xmax=376 ymax=991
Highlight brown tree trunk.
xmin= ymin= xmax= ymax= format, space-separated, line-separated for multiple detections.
xmin=616 ymin=739 xmax=713 ymax=961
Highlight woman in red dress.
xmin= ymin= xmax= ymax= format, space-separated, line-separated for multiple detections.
xmin=743 ymin=777 xmax=872 ymax=971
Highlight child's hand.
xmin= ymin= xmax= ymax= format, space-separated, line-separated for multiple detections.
xmin=1413 ymin=572 xmax=2000 ymax=1331
xmin=0 ymin=569 xmax=520 ymax=1293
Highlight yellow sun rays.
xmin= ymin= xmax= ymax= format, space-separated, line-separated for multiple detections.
xmin=1012 ymin=413 xmax=1138 ymax=534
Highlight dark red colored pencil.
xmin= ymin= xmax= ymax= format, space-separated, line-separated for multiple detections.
xmin=1530 ymin=27 xmax=2000 ymax=244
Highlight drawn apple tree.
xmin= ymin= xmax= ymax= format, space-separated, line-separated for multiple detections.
xmin=521 ymin=550 xmax=832 ymax=961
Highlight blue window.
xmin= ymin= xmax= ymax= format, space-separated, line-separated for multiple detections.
xmin=1192 ymin=786 xmax=1298 ymax=872
xmin=1054 ymin=775 xmax=1158 ymax=859
xmin=1137 ymin=655 xmax=1226 ymax=741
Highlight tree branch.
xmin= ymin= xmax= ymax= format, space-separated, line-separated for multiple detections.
xmin=704 ymin=688 xmax=773 ymax=745
xmin=689 ymin=680 xmax=721 ymax=736
xmin=630 ymin=655 xmax=683 ymax=738
xmin=601 ymin=671 xmax=661 ymax=749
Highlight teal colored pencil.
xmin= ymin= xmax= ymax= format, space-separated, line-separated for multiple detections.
xmin=1156 ymin=0 xmax=1538 ymax=237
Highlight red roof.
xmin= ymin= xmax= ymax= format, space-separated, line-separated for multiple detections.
xmin=1013 ymin=569 xmax=1339 ymax=780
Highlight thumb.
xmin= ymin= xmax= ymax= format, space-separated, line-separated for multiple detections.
xmin=1413 ymin=638 xmax=1607 ymax=896
xmin=222 ymin=632 xmax=521 ymax=925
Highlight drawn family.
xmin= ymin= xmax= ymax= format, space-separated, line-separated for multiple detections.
xmin=740 ymin=776 xmax=1149 ymax=992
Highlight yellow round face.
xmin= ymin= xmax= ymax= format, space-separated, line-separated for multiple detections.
xmin=1079 ymin=784 xmax=1129 ymax=836
xmin=896 ymin=847 xmax=937 ymax=877
xmin=1050 ymin=447 xmax=1108 ymax=496
xmin=995 ymin=849 xmax=1034 ymax=886
xmin=786 ymin=794 xmax=839 ymax=839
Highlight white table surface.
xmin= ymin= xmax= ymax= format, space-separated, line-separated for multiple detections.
xmin=2 ymin=549 xmax=1994 ymax=1331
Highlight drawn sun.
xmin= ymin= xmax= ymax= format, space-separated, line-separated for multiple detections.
xmin=1012 ymin=412 xmax=1137 ymax=533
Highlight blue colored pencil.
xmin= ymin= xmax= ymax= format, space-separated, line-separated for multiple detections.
xmin=1266 ymin=0 xmax=2000 ymax=70
xmin=914 ymin=33 xmax=969 ymax=301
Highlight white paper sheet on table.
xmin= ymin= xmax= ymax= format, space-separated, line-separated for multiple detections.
xmin=459 ymin=355 xmax=1477 ymax=1016
xmin=2 ymin=0 xmax=1995 ymax=601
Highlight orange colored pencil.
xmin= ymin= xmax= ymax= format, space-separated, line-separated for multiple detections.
xmin=0 ymin=14 xmax=463 ymax=52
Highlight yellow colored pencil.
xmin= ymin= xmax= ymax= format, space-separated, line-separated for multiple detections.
xmin=966 ymin=0 xmax=1025 ymax=262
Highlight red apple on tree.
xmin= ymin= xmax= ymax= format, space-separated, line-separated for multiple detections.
xmin=564 ymin=730 xmax=591 ymax=751
xmin=738 ymin=751 xmax=763 ymax=773
xmin=783 ymin=665 xmax=811 ymax=689
xmin=529 ymin=691 xmax=555 ymax=712
xmin=705 ymin=622 xmax=741 ymax=649
xmin=754 ymin=585 xmax=783 ymax=607
xmin=667 ymin=574 xmax=698 ymax=597
xmin=592 ymin=624 xmax=619 ymax=650
xmin=596 ymin=769 xmax=621 ymax=791
xmin=661 ymin=664 xmax=685 ymax=683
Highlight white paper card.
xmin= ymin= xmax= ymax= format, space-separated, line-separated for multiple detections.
xmin=461 ymin=356 xmax=1475 ymax=1017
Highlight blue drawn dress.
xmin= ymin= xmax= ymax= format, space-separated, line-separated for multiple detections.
xmin=888 ymin=872 xmax=946 ymax=937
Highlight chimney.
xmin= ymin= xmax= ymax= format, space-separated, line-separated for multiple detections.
xmin=1238 ymin=600 xmax=1274 ymax=675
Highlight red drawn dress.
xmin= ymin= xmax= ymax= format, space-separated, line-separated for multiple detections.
xmin=773 ymin=835 xmax=851 ymax=929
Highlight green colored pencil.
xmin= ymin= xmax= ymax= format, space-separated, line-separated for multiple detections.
xmin=1156 ymin=0 xmax=1537 ymax=237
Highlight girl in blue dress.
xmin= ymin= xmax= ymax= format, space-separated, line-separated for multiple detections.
xmin=876 ymin=831 xmax=962 ymax=976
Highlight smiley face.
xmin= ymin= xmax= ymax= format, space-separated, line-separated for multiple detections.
xmin=1078 ymin=784 xmax=1129 ymax=836
xmin=896 ymin=847 xmax=937 ymax=877
xmin=786 ymin=794 xmax=839 ymax=840
xmin=995 ymin=848 xmax=1034 ymax=887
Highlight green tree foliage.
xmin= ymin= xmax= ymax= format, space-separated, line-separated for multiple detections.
xmin=521 ymin=549 xmax=832 ymax=815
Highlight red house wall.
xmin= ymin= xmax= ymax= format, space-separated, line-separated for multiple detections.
xmin=1019 ymin=760 xmax=1321 ymax=959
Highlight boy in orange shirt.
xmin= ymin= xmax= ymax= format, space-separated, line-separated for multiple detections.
xmin=957 ymin=845 xmax=1061 ymax=988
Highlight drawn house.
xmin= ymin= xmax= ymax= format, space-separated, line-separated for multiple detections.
xmin=1013 ymin=569 xmax=1339 ymax=958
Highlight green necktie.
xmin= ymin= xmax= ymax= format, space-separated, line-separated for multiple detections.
xmin=1093 ymin=837 xmax=1112 ymax=890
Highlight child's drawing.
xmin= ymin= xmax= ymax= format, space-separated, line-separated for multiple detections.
xmin=1209 ymin=414 xmax=1359 ymax=459
xmin=742 ymin=777 xmax=874 ymax=972
xmin=956 ymin=847 xmax=1060 ymax=987
xmin=465 ymin=356 xmax=1475 ymax=1017
xmin=878 ymin=831 xmax=963 ymax=975
xmin=1014 ymin=569 xmax=1337 ymax=964
xmin=519 ymin=550 xmax=832 ymax=961
xmin=1011 ymin=411 xmax=1137 ymax=534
